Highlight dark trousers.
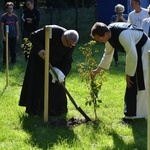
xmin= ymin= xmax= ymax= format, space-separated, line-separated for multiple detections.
xmin=113 ymin=49 xmax=118 ymax=63
xmin=124 ymin=33 xmax=147 ymax=117
xmin=49 ymin=82 xmax=68 ymax=115
xmin=124 ymin=75 xmax=137 ymax=116
xmin=3 ymin=37 xmax=17 ymax=63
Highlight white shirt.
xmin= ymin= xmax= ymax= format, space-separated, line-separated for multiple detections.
xmin=127 ymin=8 xmax=149 ymax=28
xmin=99 ymin=30 xmax=144 ymax=76
xmin=142 ymin=17 xmax=150 ymax=36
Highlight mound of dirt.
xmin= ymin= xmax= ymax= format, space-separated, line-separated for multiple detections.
xmin=48 ymin=117 xmax=93 ymax=128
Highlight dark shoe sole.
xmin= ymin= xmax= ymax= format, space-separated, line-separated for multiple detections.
xmin=121 ymin=117 xmax=135 ymax=124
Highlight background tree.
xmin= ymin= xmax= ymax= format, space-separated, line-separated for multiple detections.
xmin=0 ymin=0 xmax=97 ymax=8
xmin=64 ymin=0 xmax=95 ymax=8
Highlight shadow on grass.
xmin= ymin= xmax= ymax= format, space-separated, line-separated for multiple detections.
xmin=0 ymin=85 xmax=7 ymax=96
xmin=88 ymin=118 xmax=147 ymax=150
xmin=112 ymin=119 xmax=147 ymax=150
xmin=130 ymin=119 xmax=147 ymax=150
xmin=19 ymin=114 xmax=77 ymax=150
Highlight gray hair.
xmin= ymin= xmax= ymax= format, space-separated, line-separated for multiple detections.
xmin=115 ymin=4 xmax=125 ymax=12
xmin=64 ymin=30 xmax=79 ymax=44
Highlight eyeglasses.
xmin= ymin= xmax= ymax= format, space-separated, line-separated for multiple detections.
xmin=66 ymin=38 xmax=75 ymax=48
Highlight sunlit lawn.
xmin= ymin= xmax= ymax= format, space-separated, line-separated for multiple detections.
xmin=0 ymin=42 xmax=147 ymax=150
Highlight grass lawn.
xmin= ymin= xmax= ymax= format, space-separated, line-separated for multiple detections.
xmin=0 ymin=42 xmax=147 ymax=150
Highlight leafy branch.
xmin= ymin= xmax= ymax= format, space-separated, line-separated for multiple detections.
xmin=77 ymin=40 xmax=107 ymax=120
xmin=21 ymin=38 xmax=32 ymax=58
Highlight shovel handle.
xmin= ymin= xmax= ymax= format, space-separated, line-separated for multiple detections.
xmin=49 ymin=63 xmax=92 ymax=121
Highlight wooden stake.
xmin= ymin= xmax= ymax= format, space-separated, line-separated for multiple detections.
xmin=44 ymin=26 xmax=52 ymax=123
xmin=148 ymin=50 xmax=150 ymax=150
xmin=6 ymin=25 xmax=9 ymax=86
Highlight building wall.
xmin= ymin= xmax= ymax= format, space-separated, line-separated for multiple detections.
xmin=97 ymin=0 xmax=150 ymax=25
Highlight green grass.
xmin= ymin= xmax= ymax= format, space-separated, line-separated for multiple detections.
xmin=0 ymin=42 xmax=147 ymax=150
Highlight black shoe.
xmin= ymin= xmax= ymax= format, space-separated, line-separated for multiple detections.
xmin=121 ymin=117 xmax=135 ymax=124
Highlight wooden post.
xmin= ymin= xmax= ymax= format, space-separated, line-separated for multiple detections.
xmin=148 ymin=50 xmax=150 ymax=150
xmin=44 ymin=26 xmax=52 ymax=123
xmin=6 ymin=25 xmax=9 ymax=86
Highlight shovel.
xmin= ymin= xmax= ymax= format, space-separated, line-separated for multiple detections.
xmin=49 ymin=63 xmax=92 ymax=122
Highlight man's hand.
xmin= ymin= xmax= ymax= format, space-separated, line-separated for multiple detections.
xmin=26 ymin=18 xmax=32 ymax=23
xmin=38 ymin=50 xmax=45 ymax=59
xmin=49 ymin=67 xmax=65 ymax=83
xmin=116 ymin=14 xmax=126 ymax=22
xmin=126 ymin=75 xmax=133 ymax=88
xmin=91 ymin=67 xmax=102 ymax=79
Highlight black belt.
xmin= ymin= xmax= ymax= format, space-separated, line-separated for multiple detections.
xmin=136 ymin=33 xmax=147 ymax=90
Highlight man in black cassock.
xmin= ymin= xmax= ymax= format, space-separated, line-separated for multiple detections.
xmin=19 ymin=25 xmax=79 ymax=116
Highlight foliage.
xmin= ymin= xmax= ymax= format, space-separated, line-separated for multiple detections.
xmin=21 ymin=38 xmax=32 ymax=58
xmin=0 ymin=0 xmax=96 ymax=8
xmin=44 ymin=0 xmax=67 ymax=8
xmin=77 ymin=40 xmax=107 ymax=120
xmin=43 ymin=0 xmax=95 ymax=8
xmin=64 ymin=0 xmax=95 ymax=8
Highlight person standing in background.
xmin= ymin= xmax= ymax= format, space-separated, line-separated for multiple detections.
xmin=1 ymin=2 xmax=19 ymax=64
xmin=22 ymin=0 xmax=40 ymax=61
xmin=110 ymin=4 xmax=128 ymax=23
xmin=127 ymin=0 xmax=149 ymax=28
xmin=110 ymin=4 xmax=128 ymax=65
xmin=142 ymin=5 xmax=150 ymax=37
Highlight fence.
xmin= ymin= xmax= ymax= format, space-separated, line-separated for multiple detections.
xmin=0 ymin=5 xmax=97 ymax=57
xmin=20 ymin=5 xmax=97 ymax=41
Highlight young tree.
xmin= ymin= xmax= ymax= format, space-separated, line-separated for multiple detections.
xmin=77 ymin=40 xmax=107 ymax=120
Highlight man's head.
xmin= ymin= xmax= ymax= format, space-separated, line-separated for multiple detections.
xmin=26 ymin=0 xmax=34 ymax=9
xmin=130 ymin=0 xmax=141 ymax=10
xmin=91 ymin=22 xmax=110 ymax=43
xmin=5 ymin=2 xmax=14 ymax=14
xmin=64 ymin=30 xmax=79 ymax=48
